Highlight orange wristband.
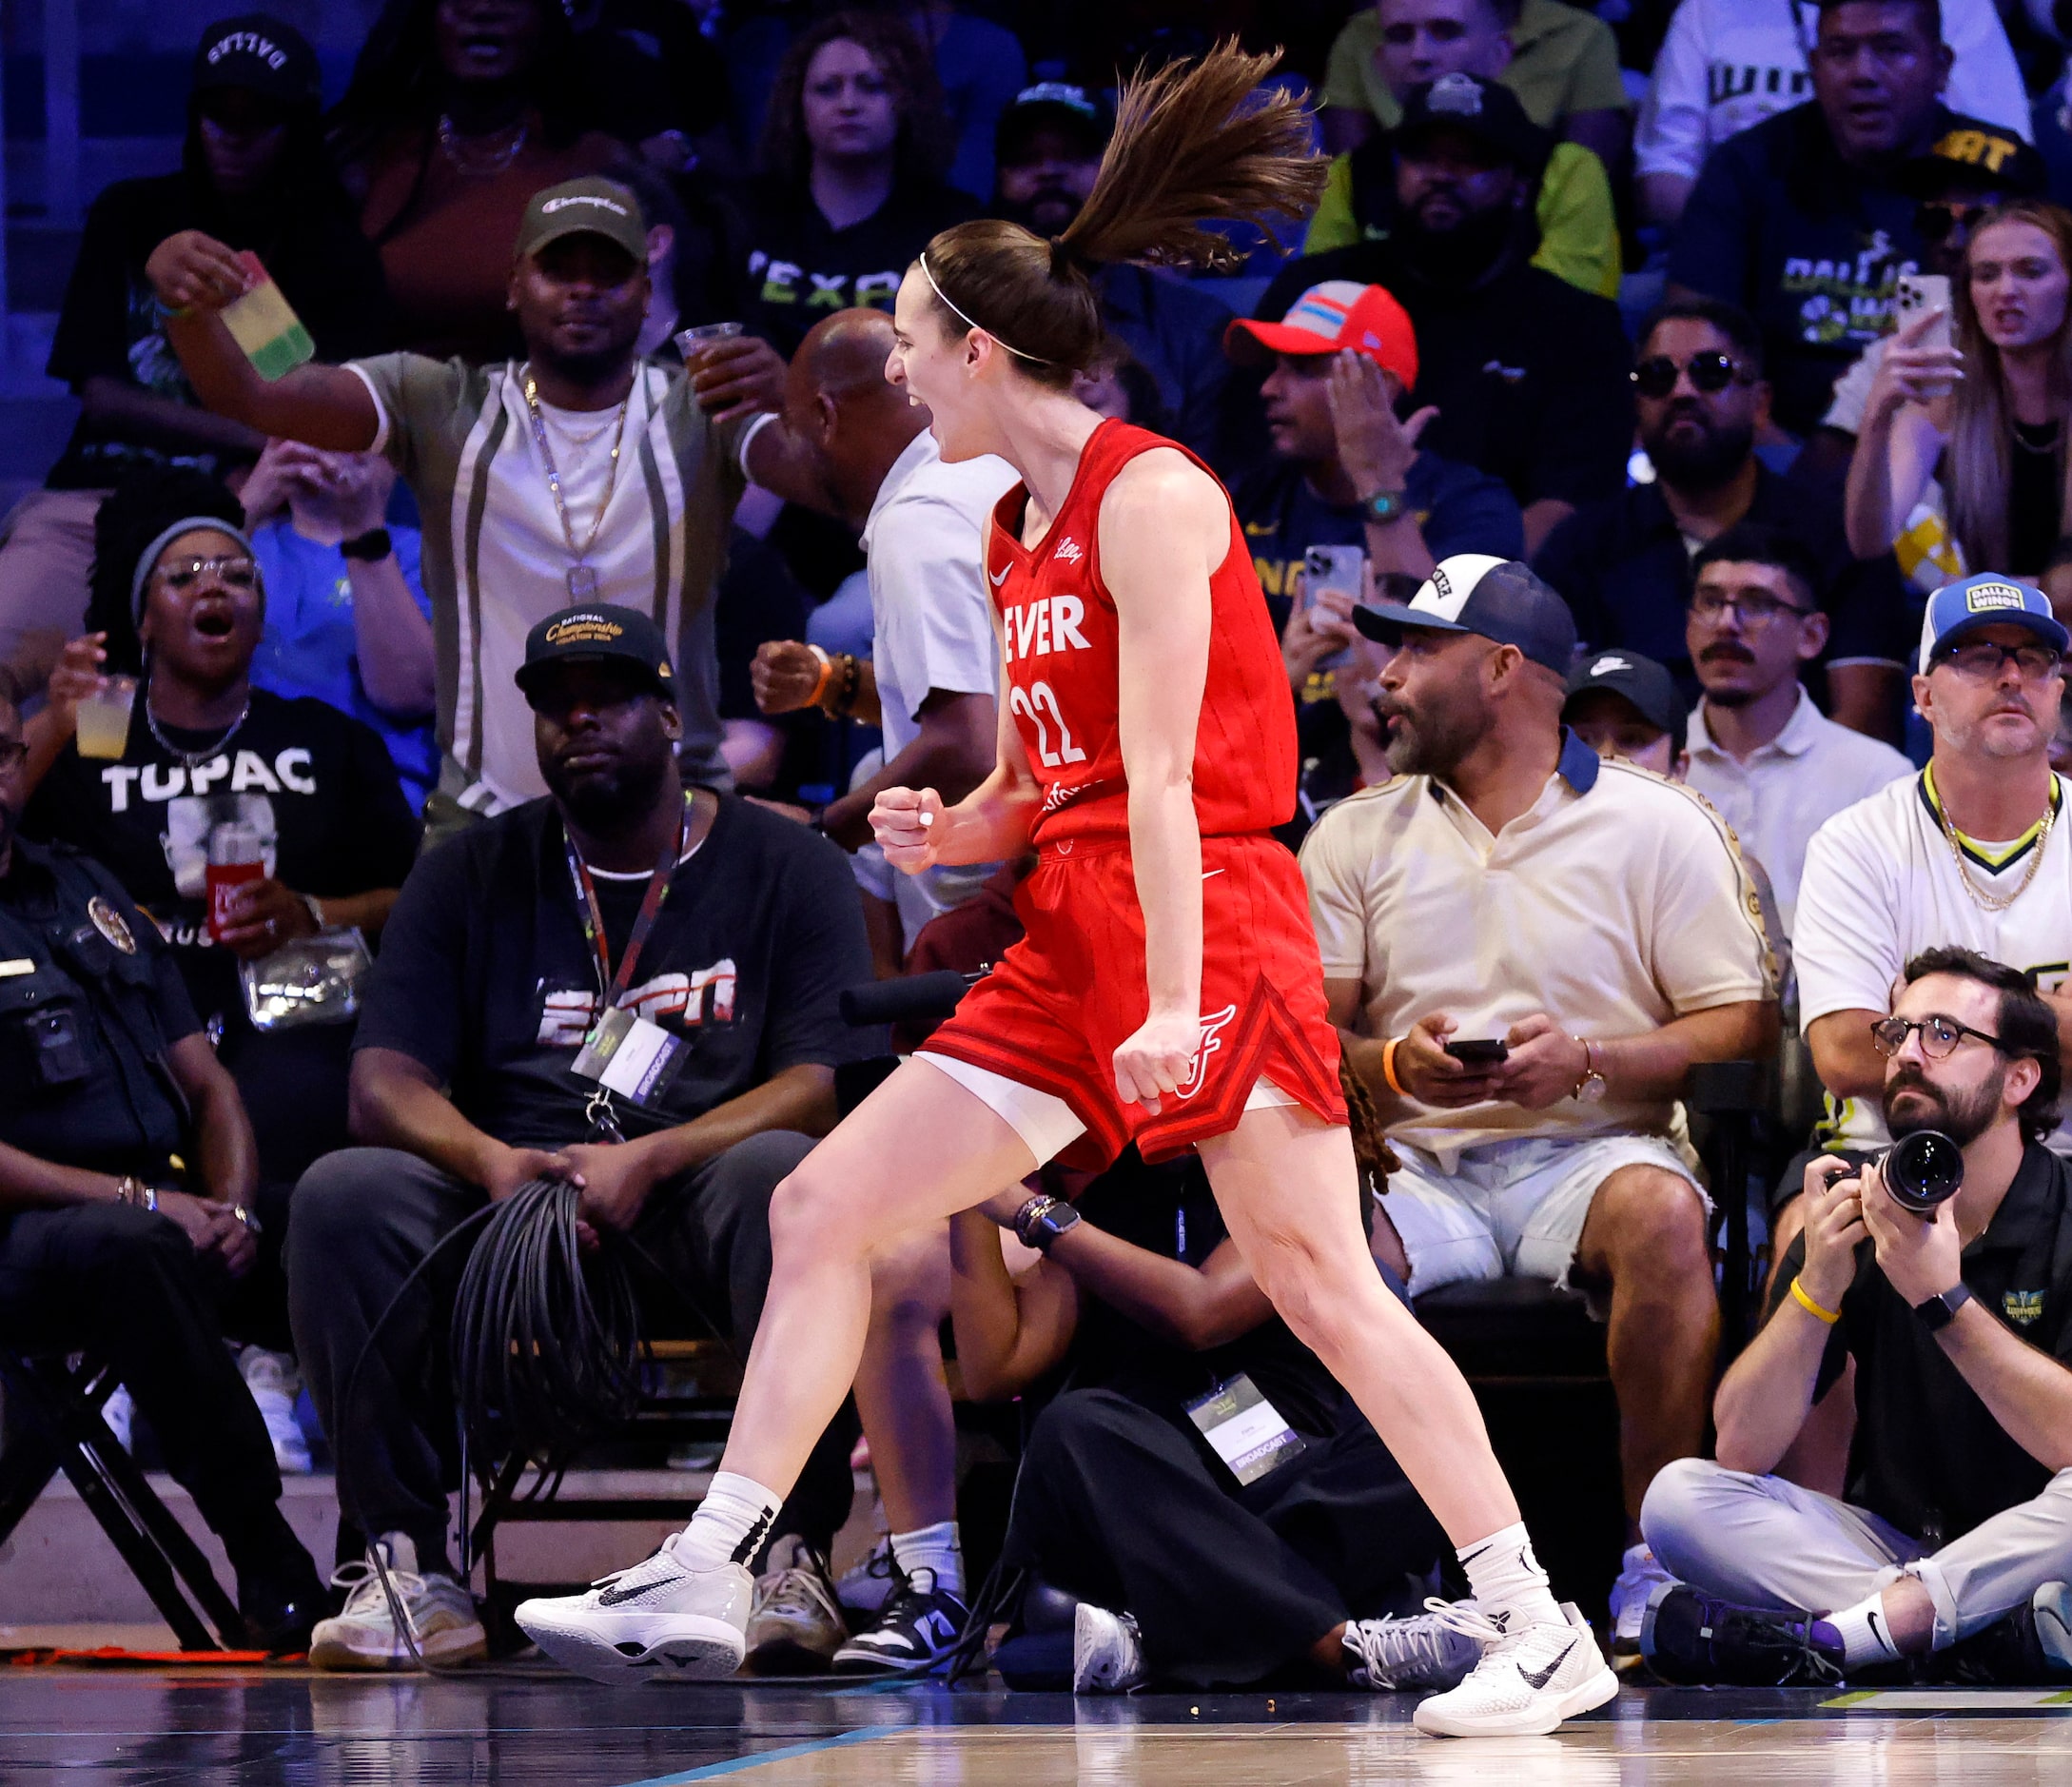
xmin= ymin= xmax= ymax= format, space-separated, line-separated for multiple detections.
xmin=1381 ymin=1036 xmax=1407 ymax=1097
xmin=804 ymin=643 xmax=833 ymax=708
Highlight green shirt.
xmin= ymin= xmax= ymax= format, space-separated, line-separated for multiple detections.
xmin=1321 ymin=0 xmax=1632 ymax=130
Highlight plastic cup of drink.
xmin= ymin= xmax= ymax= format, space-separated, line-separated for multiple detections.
xmin=674 ymin=321 xmax=745 ymax=363
xmin=206 ymin=819 xmax=265 ymax=943
xmin=74 ymin=675 xmax=137 ymax=760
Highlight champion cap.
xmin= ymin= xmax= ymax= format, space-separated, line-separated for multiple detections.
xmin=1917 ymin=573 xmax=2070 ymax=674
xmin=1355 ymin=554 xmax=1577 ymax=675
xmin=517 ymin=603 xmax=676 ymax=703
xmin=514 ymin=177 xmax=649 ymax=266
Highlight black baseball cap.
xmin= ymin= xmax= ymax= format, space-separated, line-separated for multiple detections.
xmin=1355 ymin=554 xmax=1576 ymax=675
xmin=997 ymin=82 xmax=1107 ymax=164
xmin=1899 ymin=123 xmax=2049 ymax=199
xmin=517 ymin=603 xmax=677 ymax=704
xmin=514 ymin=177 xmax=649 ymax=265
xmin=1394 ymin=72 xmax=1551 ymax=172
xmin=191 ymin=15 xmax=322 ymax=109
xmin=1563 ymin=649 xmax=1689 ymax=756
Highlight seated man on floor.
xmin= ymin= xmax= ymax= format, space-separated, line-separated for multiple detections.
xmin=1301 ymin=555 xmax=1777 ymax=1644
xmin=1641 ymin=948 xmax=2072 ymax=1686
xmin=0 ymin=686 xmax=325 ymax=1651
xmin=948 ymin=1149 xmax=1465 ymax=1696
xmin=289 ymin=603 xmax=877 ymax=1671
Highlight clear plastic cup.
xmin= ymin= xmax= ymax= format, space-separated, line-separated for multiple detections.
xmin=74 ymin=675 xmax=137 ymax=760
xmin=674 ymin=321 xmax=745 ymax=363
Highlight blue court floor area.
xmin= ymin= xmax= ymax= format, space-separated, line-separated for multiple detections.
xmin=3 ymin=1672 xmax=2070 ymax=1784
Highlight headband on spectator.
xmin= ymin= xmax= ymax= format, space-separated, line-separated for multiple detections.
xmin=918 ymin=252 xmax=1053 ymax=365
xmin=131 ymin=515 xmax=259 ymax=626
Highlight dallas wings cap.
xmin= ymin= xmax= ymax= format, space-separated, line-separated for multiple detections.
xmin=517 ymin=603 xmax=676 ymax=702
xmin=1917 ymin=573 xmax=2069 ymax=674
xmin=1355 ymin=554 xmax=1577 ymax=675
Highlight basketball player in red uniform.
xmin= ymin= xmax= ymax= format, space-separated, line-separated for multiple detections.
xmin=520 ymin=45 xmax=1615 ymax=1736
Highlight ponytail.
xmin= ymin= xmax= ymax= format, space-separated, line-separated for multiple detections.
xmin=917 ymin=41 xmax=1324 ymax=386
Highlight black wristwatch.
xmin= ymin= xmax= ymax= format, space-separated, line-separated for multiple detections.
xmin=340 ymin=526 xmax=393 ymax=562
xmin=1359 ymin=487 xmax=1407 ymax=525
xmin=1913 ymin=1283 xmax=1973 ymax=1332
xmin=1014 ymin=1193 xmax=1081 ymax=1253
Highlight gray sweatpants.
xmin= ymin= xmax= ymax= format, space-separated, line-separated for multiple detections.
xmin=1641 ymin=1457 xmax=2072 ymax=1647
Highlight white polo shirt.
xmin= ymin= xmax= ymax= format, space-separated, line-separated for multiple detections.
xmin=1301 ymin=733 xmax=1776 ymax=1167
xmin=856 ymin=429 xmax=1017 ymax=946
xmin=1795 ymin=768 xmax=2072 ymax=1154
xmin=1683 ymin=686 xmax=1913 ymax=939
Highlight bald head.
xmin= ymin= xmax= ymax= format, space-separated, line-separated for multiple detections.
xmin=783 ymin=308 xmax=929 ymax=524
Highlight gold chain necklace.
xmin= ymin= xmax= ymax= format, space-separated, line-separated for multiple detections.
xmin=1933 ymin=783 xmax=2057 ymax=913
xmin=522 ymin=370 xmax=632 ymax=601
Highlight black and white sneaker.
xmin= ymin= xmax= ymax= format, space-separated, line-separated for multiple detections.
xmin=831 ymin=1566 xmax=968 ymax=1675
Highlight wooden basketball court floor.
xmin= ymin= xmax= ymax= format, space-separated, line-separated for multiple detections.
xmin=4 ymin=1672 xmax=2069 ymax=1784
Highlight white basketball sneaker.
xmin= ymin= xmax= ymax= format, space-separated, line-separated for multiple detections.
xmin=516 ymin=1532 xmax=752 ymax=1683
xmin=1412 ymin=1601 xmax=1618 ymax=1738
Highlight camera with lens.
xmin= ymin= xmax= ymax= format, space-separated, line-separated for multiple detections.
xmin=1825 ymin=1129 xmax=1965 ymax=1215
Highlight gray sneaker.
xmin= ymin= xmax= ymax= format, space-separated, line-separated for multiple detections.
xmin=1342 ymin=1598 xmax=1492 ymax=1691
xmin=745 ymin=1536 xmax=848 ymax=1675
xmin=308 ymin=1534 xmax=486 ymax=1671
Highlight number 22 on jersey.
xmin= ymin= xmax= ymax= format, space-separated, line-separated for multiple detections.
xmin=1009 ymin=681 xmax=1085 ymax=768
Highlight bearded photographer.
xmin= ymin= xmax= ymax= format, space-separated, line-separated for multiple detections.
xmin=1638 ymin=948 xmax=2072 ymax=1686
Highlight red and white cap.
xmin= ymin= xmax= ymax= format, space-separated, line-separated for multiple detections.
xmin=1223 ymin=281 xmax=1419 ymax=389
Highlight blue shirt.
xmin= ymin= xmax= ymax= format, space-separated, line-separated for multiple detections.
xmin=248 ymin=520 xmax=439 ymax=813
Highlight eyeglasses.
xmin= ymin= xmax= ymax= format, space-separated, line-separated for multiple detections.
xmin=1870 ymin=1012 xmax=2010 ymax=1059
xmin=153 ymin=556 xmax=259 ymax=594
xmin=0 ymin=738 xmax=26 ymax=775
xmin=1934 ymin=640 xmax=2063 ymax=680
xmin=1690 ymin=588 xmax=1815 ymax=628
xmin=1631 ymin=351 xmax=1753 ymax=400
xmin=1915 ymin=198 xmax=2003 ymax=246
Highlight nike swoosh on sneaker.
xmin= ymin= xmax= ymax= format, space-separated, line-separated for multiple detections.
xmin=596 ymin=1579 xmax=674 ymax=1608
xmin=1519 ymin=1639 xmax=1577 ymax=1691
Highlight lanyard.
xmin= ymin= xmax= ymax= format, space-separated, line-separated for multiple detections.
xmin=562 ymin=794 xmax=691 ymax=1009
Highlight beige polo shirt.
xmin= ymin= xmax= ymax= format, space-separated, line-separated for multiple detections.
xmin=1301 ymin=734 xmax=1775 ymax=1166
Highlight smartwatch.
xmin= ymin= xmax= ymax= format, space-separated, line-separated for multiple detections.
xmin=1014 ymin=1193 xmax=1082 ymax=1253
xmin=1359 ymin=488 xmax=1407 ymax=526
xmin=1913 ymin=1283 xmax=1973 ymax=1332
xmin=340 ymin=527 xmax=393 ymax=562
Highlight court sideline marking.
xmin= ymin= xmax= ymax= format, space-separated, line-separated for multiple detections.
xmin=613 ymin=1725 xmax=892 ymax=1783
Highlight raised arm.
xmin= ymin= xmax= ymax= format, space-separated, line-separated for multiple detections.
xmin=1843 ymin=309 xmax=1958 ymax=560
xmin=146 ymin=231 xmax=380 ymax=449
xmin=1104 ymin=449 xmax=1222 ymax=1112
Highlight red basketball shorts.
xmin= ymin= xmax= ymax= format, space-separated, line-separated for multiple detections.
xmin=920 ymin=831 xmax=1347 ymax=1169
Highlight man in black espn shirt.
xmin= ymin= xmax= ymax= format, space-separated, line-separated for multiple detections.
xmin=288 ymin=604 xmax=875 ymax=1672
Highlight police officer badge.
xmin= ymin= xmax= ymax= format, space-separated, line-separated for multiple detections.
xmin=88 ymin=895 xmax=138 ymax=955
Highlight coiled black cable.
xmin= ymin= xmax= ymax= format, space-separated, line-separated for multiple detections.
xmin=449 ymin=1176 xmax=646 ymax=1473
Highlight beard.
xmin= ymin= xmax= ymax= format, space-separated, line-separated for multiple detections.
xmin=1646 ymin=411 xmax=1755 ymax=490
xmin=544 ymin=747 xmax=669 ymax=836
xmin=1884 ymin=1062 xmax=2004 ymax=1149
xmin=1694 ymin=641 xmax=1761 ymax=705
xmin=1378 ymin=690 xmax=1483 ymax=779
xmin=1398 ymin=201 xmax=1518 ymax=285
xmin=996 ymin=186 xmax=1080 ymax=237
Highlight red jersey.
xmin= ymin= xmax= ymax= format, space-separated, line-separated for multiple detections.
xmin=985 ymin=419 xmax=1298 ymax=845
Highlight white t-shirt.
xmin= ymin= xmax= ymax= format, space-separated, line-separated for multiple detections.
xmin=1795 ymin=769 xmax=2072 ymax=1152
xmin=856 ymin=429 xmax=1018 ymax=947
xmin=1301 ymin=736 xmax=1776 ymax=1166
xmin=1635 ymin=0 xmax=2029 ymax=183
xmin=1684 ymin=687 xmax=1914 ymax=937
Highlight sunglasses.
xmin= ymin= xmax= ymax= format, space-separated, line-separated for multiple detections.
xmin=1631 ymin=351 xmax=1753 ymax=400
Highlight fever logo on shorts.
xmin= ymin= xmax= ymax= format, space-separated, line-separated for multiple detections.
xmin=1177 ymin=1004 xmax=1239 ymax=1101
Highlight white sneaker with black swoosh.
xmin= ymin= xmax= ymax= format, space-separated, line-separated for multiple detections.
xmin=1412 ymin=1601 xmax=1618 ymax=1738
xmin=516 ymin=1532 xmax=751 ymax=1683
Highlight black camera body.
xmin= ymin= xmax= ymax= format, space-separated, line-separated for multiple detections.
xmin=1827 ymin=1129 xmax=1966 ymax=1215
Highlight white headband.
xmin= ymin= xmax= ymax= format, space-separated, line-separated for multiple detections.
xmin=918 ymin=252 xmax=1052 ymax=365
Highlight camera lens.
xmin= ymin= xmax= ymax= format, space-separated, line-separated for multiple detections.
xmin=1884 ymin=1129 xmax=1965 ymax=1214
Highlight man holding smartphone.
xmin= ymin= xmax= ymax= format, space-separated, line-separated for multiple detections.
xmin=1300 ymin=553 xmax=1778 ymax=1640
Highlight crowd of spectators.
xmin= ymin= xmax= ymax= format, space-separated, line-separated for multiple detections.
xmin=1 ymin=0 xmax=2070 ymax=1701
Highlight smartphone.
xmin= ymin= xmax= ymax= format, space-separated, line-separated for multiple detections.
xmin=1299 ymin=544 xmax=1365 ymax=677
xmin=1443 ymin=1038 xmax=1510 ymax=1066
xmin=1895 ymin=272 xmax=1954 ymax=396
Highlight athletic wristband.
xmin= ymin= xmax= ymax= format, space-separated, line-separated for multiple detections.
xmin=1789 ymin=1276 xmax=1842 ymax=1326
xmin=1381 ymin=1036 xmax=1407 ymax=1097
xmin=804 ymin=643 xmax=833 ymax=708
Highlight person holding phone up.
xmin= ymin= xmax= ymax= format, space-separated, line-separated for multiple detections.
xmin=1300 ymin=553 xmax=1780 ymax=1647
xmin=1847 ymin=199 xmax=2072 ymax=583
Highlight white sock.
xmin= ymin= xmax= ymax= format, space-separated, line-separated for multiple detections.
xmin=1457 ymin=1522 xmax=1563 ymax=1631
xmin=890 ymin=1521 xmax=964 ymax=1598
xmin=678 ymin=1471 xmax=784 ymax=1569
xmin=1827 ymin=1592 xmax=1905 ymax=1666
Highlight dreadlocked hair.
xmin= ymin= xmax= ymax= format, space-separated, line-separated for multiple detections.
xmin=1339 ymin=1052 xmax=1399 ymax=1200
xmin=917 ymin=40 xmax=1324 ymax=388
